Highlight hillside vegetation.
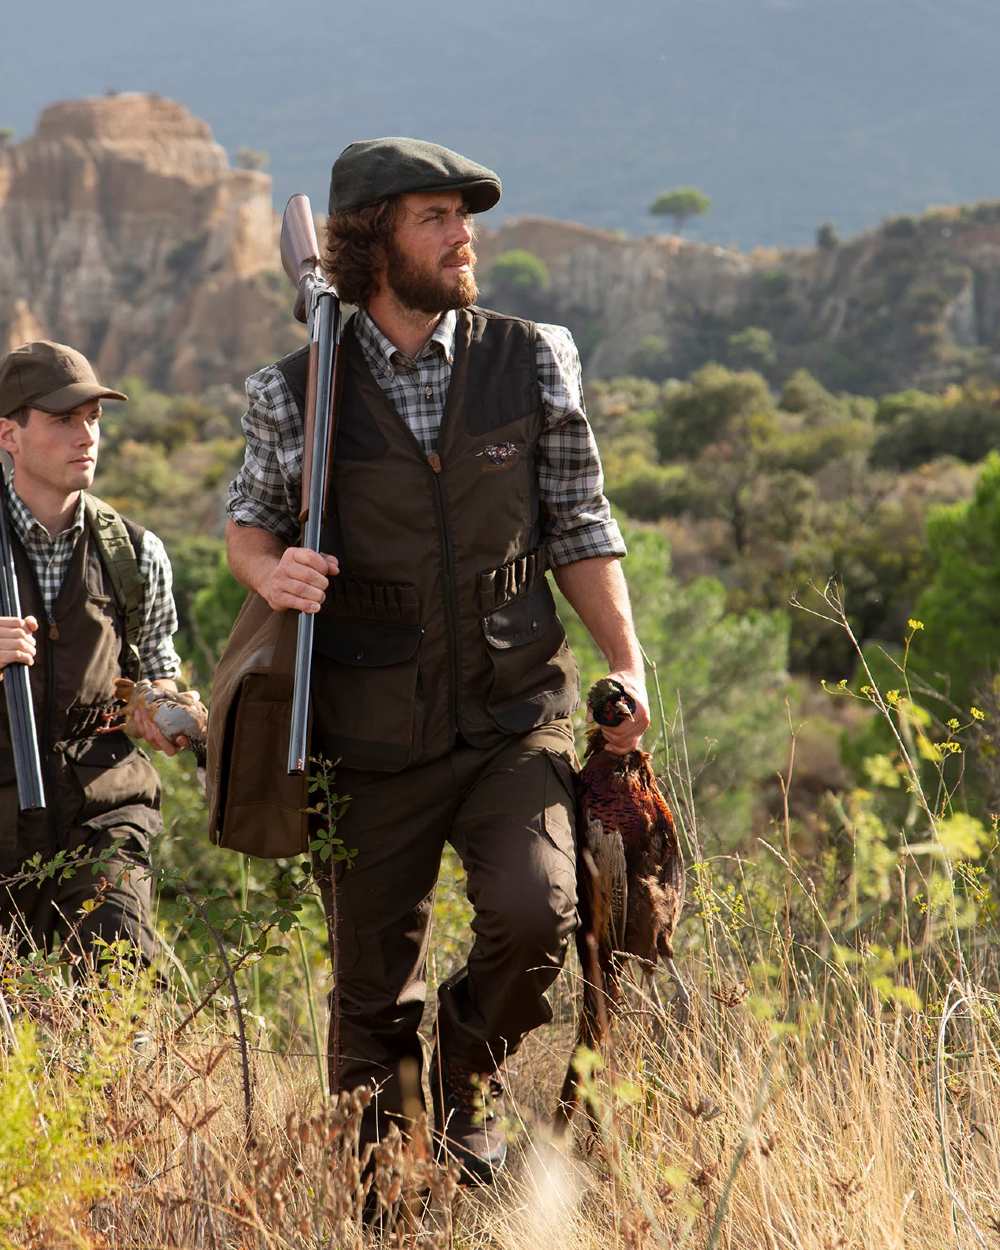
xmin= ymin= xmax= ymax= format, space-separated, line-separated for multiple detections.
xmin=92 ymin=345 xmax=1000 ymax=833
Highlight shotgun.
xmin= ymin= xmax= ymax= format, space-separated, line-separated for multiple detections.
xmin=279 ymin=194 xmax=343 ymax=775
xmin=0 ymin=453 xmax=45 ymax=810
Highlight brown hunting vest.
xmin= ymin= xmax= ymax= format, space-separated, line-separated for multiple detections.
xmin=0 ymin=501 xmax=161 ymax=871
xmin=275 ymin=305 xmax=580 ymax=772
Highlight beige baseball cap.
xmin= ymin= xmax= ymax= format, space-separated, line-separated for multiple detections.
xmin=0 ymin=340 xmax=127 ymax=419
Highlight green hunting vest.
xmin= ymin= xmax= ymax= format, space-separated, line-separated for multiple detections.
xmin=276 ymin=305 xmax=580 ymax=772
xmin=0 ymin=496 xmax=161 ymax=869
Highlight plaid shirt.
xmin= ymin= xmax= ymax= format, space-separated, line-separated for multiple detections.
xmin=227 ymin=308 xmax=626 ymax=568
xmin=3 ymin=484 xmax=181 ymax=681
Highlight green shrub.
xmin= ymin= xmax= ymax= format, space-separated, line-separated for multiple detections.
xmin=0 ymin=1020 xmax=120 ymax=1243
xmin=871 ymin=387 xmax=1000 ymax=469
xmin=610 ymin=463 xmax=689 ymax=519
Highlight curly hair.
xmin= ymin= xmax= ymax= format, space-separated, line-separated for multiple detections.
xmin=322 ymin=197 xmax=401 ymax=307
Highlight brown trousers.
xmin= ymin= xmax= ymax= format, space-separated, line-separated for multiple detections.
xmin=314 ymin=719 xmax=578 ymax=1143
xmin=0 ymin=816 xmax=157 ymax=969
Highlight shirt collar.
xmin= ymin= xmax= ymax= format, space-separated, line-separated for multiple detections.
xmin=4 ymin=481 xmax=85 ymax=546
xmin=354 ymin=307 xmax=457 ymax=378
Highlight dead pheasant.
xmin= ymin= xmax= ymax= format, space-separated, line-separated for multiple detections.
xmin=556 ymin=677 xmax=687 ymax=1131
xmin=104 ymin=677 xmax=209 ymax=765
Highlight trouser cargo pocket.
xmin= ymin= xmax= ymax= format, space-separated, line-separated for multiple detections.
xmin=63 ymin=733 xmax=160 ymax=849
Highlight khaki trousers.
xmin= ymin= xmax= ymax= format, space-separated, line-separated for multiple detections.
xmin=314 ymin=718 xmax=578 ymax=1144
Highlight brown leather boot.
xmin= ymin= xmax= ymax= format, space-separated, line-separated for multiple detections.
xmin=430 ymin=1049 xmax=508 ymax=1183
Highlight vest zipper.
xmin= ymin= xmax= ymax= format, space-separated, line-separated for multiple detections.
xmin=427 ymin=455 xmax=460 ymax=741
xmin=346 ymin=318 xmax=470 ymax=745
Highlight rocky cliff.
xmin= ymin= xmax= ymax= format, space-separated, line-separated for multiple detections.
xmin=478 ymin=220 xmax=753 ymax=378
xmin=0 ymin=94 xmax=302 ymax=393
xmin=5 ymin=93 xmax=1000 ymax=398
xmin=478 ymin=208 xmax=1000 ymax=394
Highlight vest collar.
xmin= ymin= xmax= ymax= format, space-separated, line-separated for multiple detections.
xmin=346 ymin=309 xmax=473 ymax=460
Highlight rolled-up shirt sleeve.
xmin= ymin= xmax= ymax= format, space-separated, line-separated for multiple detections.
xmin=535 ymin=323 xmax=627 ymax=568
xmin=225 ymin=365 xmax=303 ymax=543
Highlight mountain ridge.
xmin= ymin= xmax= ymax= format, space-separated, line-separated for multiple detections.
xmin=3 ymin=93 xmax=999 ymax=396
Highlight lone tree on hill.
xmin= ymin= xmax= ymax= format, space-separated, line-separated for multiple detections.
xmin=816 ymin=221 xmax=839 ymax=250
xmin=649 ymin=186 xmax=711 ymax=234
xmin=235 ymin=147 xmax=269 ymax=172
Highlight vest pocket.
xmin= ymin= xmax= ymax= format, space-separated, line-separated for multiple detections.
xmin=311 ymin=581 xmax=424 ymax=771
xmin=481 ymin=579 xmax=579 ymax=733
xmin=63 ymin=733 xmax=161 ymax=843
xmin=314 ymin=617 xmax=424 ymax=668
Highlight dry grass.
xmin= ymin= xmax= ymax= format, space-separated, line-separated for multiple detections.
xmin=3 ymin=925 xmax=999 ymax=1250
xmin=6 ymin=602 xmax=1000 ymax=1247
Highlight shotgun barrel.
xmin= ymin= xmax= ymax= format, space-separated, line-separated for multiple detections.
xmin=280 ymin=194 xmax=342 ymax=776
xmin=0 ymin=456 xmax=45 ymax=810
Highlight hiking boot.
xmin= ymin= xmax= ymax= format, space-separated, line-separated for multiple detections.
xmin=430 ymin=1050 xmax=507 ymax=1182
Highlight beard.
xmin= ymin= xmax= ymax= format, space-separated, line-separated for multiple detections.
xmin=386 ymin=237 xmax=478 ymax=314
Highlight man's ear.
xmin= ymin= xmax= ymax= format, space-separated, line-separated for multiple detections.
xmin=0 ymin=418 xmax=20 ymax=459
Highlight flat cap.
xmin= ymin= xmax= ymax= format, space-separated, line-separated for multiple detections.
xmin=0 ymin=340 xmax=127 ymax=420
xmin=329 ymin=137 xmax=501 ymax=216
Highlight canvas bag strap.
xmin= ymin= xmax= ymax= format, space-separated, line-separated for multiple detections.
xmin=83 ymin=493 xmax=145 ymax=681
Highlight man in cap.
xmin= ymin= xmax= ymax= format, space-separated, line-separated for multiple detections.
xmin=225 ymin=139 xmax=649 ymax=1179
xmin=0 ymin=340 xmax=186 ymax=969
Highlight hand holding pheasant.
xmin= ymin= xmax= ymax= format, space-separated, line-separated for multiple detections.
xmin=557 ymin=677 xmax=687 ymax=1130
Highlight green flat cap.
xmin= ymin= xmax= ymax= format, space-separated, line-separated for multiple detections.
xmin=329 ymin=137 xmax=501 ymax=216
xmin=0 ymin=340 xmax=127 ymax=420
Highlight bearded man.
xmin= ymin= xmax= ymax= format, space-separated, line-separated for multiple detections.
xmin=224 ymin=139 xmax=649 ymax=1179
